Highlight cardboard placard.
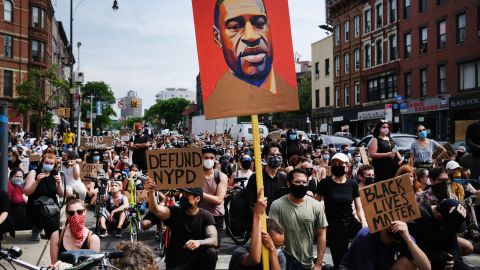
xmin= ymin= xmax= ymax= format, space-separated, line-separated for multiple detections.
xmin=146 ymin=147 xmax=204 ymax=190
xmin=323 ymin=166 xmax=331 ymax=177
xmin=80 ymin=162 xmax=104 ymax=180
xmin=81 ymin=136 xmax=113 ymax=150
xmin=360 ymin=146 xmax=370 ymax=165
xmin=29 ymin=155 xmax=42 ymax=162
xmin=360 ymin=174 xmax=421 ymax=233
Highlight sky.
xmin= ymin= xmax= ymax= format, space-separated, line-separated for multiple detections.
xmin=53 ymin=0 xmax=328 ymax=117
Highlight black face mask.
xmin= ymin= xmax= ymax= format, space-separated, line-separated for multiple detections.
xmin=179 ymin=196 xmax=193 ymax=210
xmin=331 ymin=165 xmax=346 ymax=177
xmin=267 ymin=156 xmax=282 ymax=168
xmin=365 ymin=177 xmax=375 ymax=185
xmin=241 ymin=160 xmax=252 ymax=169
xmin=289 ymin=184 xmax=308 ymax=199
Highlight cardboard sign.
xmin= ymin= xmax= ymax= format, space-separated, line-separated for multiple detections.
xmin=80 ymin=162 xmax=104 ymax=180
xmin=192 ymin=0 xmax=299 ymax=119
xmin=360 ymin=174 xmax=421 ymax=233
xmin=29 ymin=155 xmax=42 ymax=162
xmin=146 ymin=147 xmax=204 ymax=189
xmin=360 ymin=146 xmax=370 ymax=165
xmin=81 ymin=136 xmax=113 ymax=150
xmin=323 ymin=166 xmax=331 ymax=177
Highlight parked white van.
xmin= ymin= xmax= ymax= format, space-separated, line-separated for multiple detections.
xmin=229 ymin=123 xmax=268 ymax=142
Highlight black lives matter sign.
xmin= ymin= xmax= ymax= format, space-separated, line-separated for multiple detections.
xmin=146 ymin=148 xmax=204 ymax=189
xmin=360 ymin=174 xmax=421 ymax=233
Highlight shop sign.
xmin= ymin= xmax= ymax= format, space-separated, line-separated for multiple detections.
xmin=333 ymin=116 xmax=344 ymax=122
xmin=450 ymin=95 xmax=480 ymax=110
xmin=357 ymin=109 xmax=386 ymax=121
xmin=401 ymin=97 xmax=449 ymax=114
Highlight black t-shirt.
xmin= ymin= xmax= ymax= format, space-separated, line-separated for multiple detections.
xmin=315 ymin=177 xmax=359 ymax=223
xmin=129 ymin=134 xmax=150 ymax=170
xmin=0 ymin=190 xmax=9 ymax=214
xmin=246 ymin=171 xmax=288 ymax=215
xmin=164 ymin=206 xmax=216 ymax=267
xmin=27 ymin=169 xmax=59 ymax=208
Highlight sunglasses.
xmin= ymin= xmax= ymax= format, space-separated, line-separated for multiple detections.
xmin=417 ymin=129 xmax=426 ymax=132
xmin=67 ymin=209 xmax=85 ymax=216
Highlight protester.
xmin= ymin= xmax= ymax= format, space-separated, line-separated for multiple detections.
xmin=319 ymin=148 xmax=330 ymax=167
xmin=229 ymin=153 xmax=253 ymax=188
xmin=7 ymin=168 xmax=30 ymax=230
xmin=128 ymin=123 xmax=151 ymax=171
xmin=8 ymin=149 xmax=23 ymax=171
xmin=146 ymin=183 xmax=218 ymax=270
xmin=99 ymin=181 xmax=129 ymax=238
xmin=114 ymin=241 xmax=159 ymax=270
xmin=62 ymin=128 xmax=75 ymax=152
xmin=395 ymin=165 xmax=417 ymax=187
xmin=414 ymin=168 xmax=431 ymax=194
xmin=409 ymin=124 xmax=447 ymax=169
xmin=351 ymin=148 xmax=363 ymax=178
xmin=315 ymin=153 xmax=367 ymax=269
xmin=340 ymin=221 xmax=430 ymax=270
xmin=356 ymin=164 xmax=375 ymax=188
xmin=61 ymin=151 xmax=86 ymax=200
xmin=416 ymin=167 xmax=458 ymax=204
xmin=0 ymin=188 xmax=14 ymax=238
xmin=307 ymin=158 xmax=326 ymax=193
xmin=368 ymin=120 xmax=404 ymax=182
xmin=24 ymin=153 xmax=64 ymax=240
xmin=269 ymin=169 xmax=328 ymax=270
xmin=50 ymin=197 xmax=100 ymax=267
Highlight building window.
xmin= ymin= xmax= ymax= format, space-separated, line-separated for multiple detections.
xmin=437 ymin=0 xmax=446 ymax=5
xmin=325 ymin=87 xmax=330 ymax=107
xmin=438 ymin=64 xmax=446 ymax=93
xmin=404 ymin=72 xmax=412 ymax=98
xmin=419 ymin=0 xmax=427 ymax=13
xmin=459 ymin=60 xmax=480 ymax=90
xmin=420 ymin=68 xmax=428 ymax=96
xmin=389 ymin=34 xmax=397 ymax=61
xmin=344 ymin=85 xmax=350 ymax=106
xmin=31 ymin=6 xmax=45 ymax=28
xmin=420 ymin=26 xmax=428 ymax=54
xmin=335 ymin=56 xmax=340 ymax=76
xmin=389 ymin=0 xmax=397 ymax=23
xmin=404 ymin=32 xmax=412 ymax=58
xmin=367 ymin=75 xmax=397 ymax=101
xmin=335 ymin=87 xmax=340 ymax=107
xmin=404 ymin=0 xmax=411 ymax=19
xmin=315 ymin=89 xmax=320 ymax=108
xmin=335 ymin=25 xmax=340 ymax=46
xmin=364 ymin=9 xmax=371 ymax=33
xmin=325 ymin=58 xmax=330 ymax=76
xmin=4 ymin=0 xmax=13 ymax=22
xmin=376 ymin=39 xmax=383 ymax=65
xmin=315 ymin=62 xmax=320 ymax=78
xmin=438 ymin=20 xmax=446 ymax=49
xmin=354 ymin=48 xmax=360 ymax=70
xmin=31 ymin=40 xmax=45 ymax=62
xmin=344 ymin=53 xmax=350 ymax=74
xmin=344 ymin=20 xmax=350 ymax=42
xmin=354 ymin=15 xmax=360 ymax=38
xmin=354 ymin=81 xmax=360 ymax=104
xmin=3 ymin=70 xmax=13 ymax=97
xmin=376 ymin=3 xmax=383 ymax=28
xmin=365 ymin=44 xmax=371 ymax=68
xmin=4 ymin=35 xmax=13 ymax=58
xmin=456 ymin=13 xmax=466 ymax=44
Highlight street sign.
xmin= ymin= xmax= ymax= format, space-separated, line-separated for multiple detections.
xmin=118 ymin=99 xmax=126 ymax=109
xmin=395 ymin=95 xmax=403 ymax=102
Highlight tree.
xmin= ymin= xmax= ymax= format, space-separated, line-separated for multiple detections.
xmin=145 ymin=98 xmax=190 ymax=129
xmin=14 ymin=66 xmax=69 ymax=136
xmin=80 ymin=81 xmax=116 ymax=130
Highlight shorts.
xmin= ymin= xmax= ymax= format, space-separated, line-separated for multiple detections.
xmin=101 ymin=209 xmax=129 ymax=229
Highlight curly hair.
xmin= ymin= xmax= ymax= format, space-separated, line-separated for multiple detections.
xmin=114 ymin=241 xmax=159 ymax=270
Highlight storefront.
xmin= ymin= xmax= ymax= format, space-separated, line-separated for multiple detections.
xmin=356 ymin=106 xmax=387 ymax=138
xmin=332 ymin=106 xmax=361 ymax=137
xmin=449 ymin=92 xmax=480 ymax=142
xmin=400 ymin=97 xmax=450 ymax=141
xmin=312 ymin=107 xmax=333 ymax=134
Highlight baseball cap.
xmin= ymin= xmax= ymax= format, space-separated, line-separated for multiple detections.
xmin=456 ymin=146 xmax=466 ymax=153
xmin=331 ymin=153 xmax=349 ymax=163
xmin=438 ymin=199 xmax=467 ymax=233
xmin=446 ymin=161 xmax=461 ymax=171
xmin=179 ymin=188 xmax=203 ymax=198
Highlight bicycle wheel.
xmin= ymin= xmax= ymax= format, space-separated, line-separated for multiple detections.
xmin=224 ymin=197 xmax=250 ymax=245
xmin=129 ymin=216 xmax=140 ymax=242
xmin=94 ymin=205 xmax=101 ymax=235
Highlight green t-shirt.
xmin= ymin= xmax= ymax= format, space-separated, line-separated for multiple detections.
xmin=269 ymin=195 xmax=328 ymax=268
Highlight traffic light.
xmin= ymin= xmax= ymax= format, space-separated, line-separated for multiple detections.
xmin=131 ymin=99 xmax=138 ymax=108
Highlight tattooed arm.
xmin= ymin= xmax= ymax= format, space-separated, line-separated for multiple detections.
xmin=184 ymin=225 xmax=218 ymax=250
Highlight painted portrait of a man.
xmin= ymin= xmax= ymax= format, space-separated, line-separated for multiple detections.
xmin=192 ymin=0 xmax=299 ymax=119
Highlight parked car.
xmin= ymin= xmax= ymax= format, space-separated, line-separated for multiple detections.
xmin=266 ymin=130 xmax=309 ymax=142
xmin=229 ymin=123 xmax=268 ymax=142
xmin=318 ymin=135 xmax=358 ymax=153
xmin=353 ymin=133 xmax=417 ymax=159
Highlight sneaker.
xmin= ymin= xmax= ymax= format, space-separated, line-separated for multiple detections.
xmin=115 ymin=229 xmax=122 ymax=238
xmin=31 ymin=231 xmax=41 ymax=241
xmin=99 ymin=229 xmax=108 ymax=238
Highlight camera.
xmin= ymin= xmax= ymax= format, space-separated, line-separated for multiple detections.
xmin=134 ymin=174 xmax=148 ymax=182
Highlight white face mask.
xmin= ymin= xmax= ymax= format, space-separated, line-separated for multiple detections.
xmin=203 ymin=159 xmax=215 ymax=170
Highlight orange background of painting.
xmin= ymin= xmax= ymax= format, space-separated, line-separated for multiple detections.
xmin=191 ymin=0 xmax=298 ymax=101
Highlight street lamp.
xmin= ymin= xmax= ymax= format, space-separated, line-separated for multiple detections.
xmin=112 ymin=0 xmax=119 ymax=11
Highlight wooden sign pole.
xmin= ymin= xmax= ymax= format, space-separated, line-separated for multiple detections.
xmin=251 ymin=115 xmax=269 ymax=270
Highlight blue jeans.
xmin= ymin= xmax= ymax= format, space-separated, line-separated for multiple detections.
xmin=285 ymin=253 xmax=310 ymax=270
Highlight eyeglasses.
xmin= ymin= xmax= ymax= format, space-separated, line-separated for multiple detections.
xmin=67 ymin=209 xmax=85 ymax=216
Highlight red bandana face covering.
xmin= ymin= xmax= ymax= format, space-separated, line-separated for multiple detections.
xmin=67 ymin=213 xmax=86 ymax=247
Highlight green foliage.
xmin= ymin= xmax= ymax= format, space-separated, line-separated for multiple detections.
xmin=14 ymin=66 xmax=69 ymax=133
xmin=120 ymin=117 xmax=144 ymax=130
xmin=81 ymin=81 xmax=117 ymax=128
xmin=145 ymin=98 xmax=190 ymax=129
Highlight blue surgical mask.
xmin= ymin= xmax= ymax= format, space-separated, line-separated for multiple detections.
xmin=322 ymin=154 xmax=330 ymax=161
xmin=354 ymin=156 xmax=361 ymax=164
xmin=289 ymin=134 xmax=297 ymax=141
xmin=92 ymin=156 xmax=100 ymax=162
xmin=43 ymin=164 xmax=54 ymax=172
xmin=10 ymin=177 xmax=25 ymax=187
xmin=419 ymin=130 xmax=428 ymax=139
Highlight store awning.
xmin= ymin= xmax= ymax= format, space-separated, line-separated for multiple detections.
xmin=8 ymin=107 xmax=22 ymax=125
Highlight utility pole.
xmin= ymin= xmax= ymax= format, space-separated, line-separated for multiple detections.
xmin=69 ymin=0 xmax=74 ymax=129
xmin=0 ymin=102 xmax=8 ymax=192
xmin=89 ymin=95 xmax=94 ymax=137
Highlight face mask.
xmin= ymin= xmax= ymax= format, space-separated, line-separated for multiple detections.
xmin=113 ymin=156 xmax=120 ymax=161
xmin=11 ymin=177 xmax=24 ymax=186
xmin=111 ymin=186 xmax=120 ymax=193
xmin=267 ymin=155 xmax=282 ymax=168
xmin=354 ymin=156 xmax=361 ymax=164
xmin=418 ymin=130 xmax=428 ymax=139
xmin=241 ymin=160 xmax=252 ymax=169
xmin=67 ymin=212 xmax=86 ymax=242
xmin=289 ymin=184 xmax=308 ymax=199
xmin=289 ymin=134 xmax=297 ymax=141
xmin=322 ymin=154 xmax=330 ymax=161
xmin=431 ymin=181 xmax=449 ymax=201
xmin=92 ymin=156 xmax=100 ymax=162
xmin=179 ymin=196 xmax=193 ymax=210
xmin=43 ymin=164 xmax=54 ymax=172
xmin=122 ymin=158 xmax=129 ymax=163
xmin=203 ymin=159 xmax=215 ymax=170
xmin=365 ymin=177 xmax=375 ymax=185
xmin=331 ymin=165 xmax=346 ymax=177
xmin=380 ymin=127 xmax=389 ymax=135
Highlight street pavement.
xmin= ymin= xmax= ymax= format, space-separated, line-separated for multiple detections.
xmin=2 ymin=207 xmax=480 ymax=269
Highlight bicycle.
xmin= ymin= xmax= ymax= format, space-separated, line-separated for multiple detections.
xmin=126 ymin=173 xmax=147 ymax=242
xmin=224 ymin=177 xmax=250 ymax=245
xmin=155 ymin=190 xmax=176 ymax=257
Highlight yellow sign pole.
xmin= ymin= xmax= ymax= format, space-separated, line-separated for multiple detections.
xmin=251 ymin=114 xmax=269 ymax=270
